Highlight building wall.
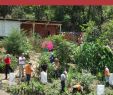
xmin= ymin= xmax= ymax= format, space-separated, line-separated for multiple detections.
xmin=0 ymin=20 xmax=4 ymax=36
xmin=47 ymin=25 xmax=59 ymax=35
xmin=0 ymin=20 xmax=20 ymax=37
xmin=21 ymin=23 xmax=60 ymax=37
xmin=20 ymin=23 xmax=33 ymax=36
xmin=35 ymin=24 xmax=46 ymax=37
xmin=35 ymin=24 xmax=59 ymax=37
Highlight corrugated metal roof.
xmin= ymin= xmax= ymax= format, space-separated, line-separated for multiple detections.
xmin=0 ymin=18 xmax=62 ymax=25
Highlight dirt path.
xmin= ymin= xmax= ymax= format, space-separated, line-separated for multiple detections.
xmin=29 ymin=51 xmax=41 ymax=77
xmin=0 ymin=90 xmax=10 ymax=95
xmin=0 ymin=74 xmax=10 ymax=95
xmin=29 ymin=51 xmax=41 ymax=70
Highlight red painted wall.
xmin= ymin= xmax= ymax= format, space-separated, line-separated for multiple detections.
xmin=21 ymin=23 xmax=59 ymax=37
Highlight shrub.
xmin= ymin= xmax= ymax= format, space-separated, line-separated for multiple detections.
xmin=76 ymin=42 xmax=113 ymax=75
xmin=30 ymin=33 xmax=42 ymax=52
xmin=39 ymin=52 xmax=50 ymax=65
xmin=7 ymin=81 xmax=45 ymax=95
xmin=47 ymin=34 xmax=64 ymax=50
xmin=10 ymin=55 xmax=18 ymax=70
xmin=47 ymin=35 xmax=78 ymax=65
xmin=76 ymin=74 xmax=96 ymax=94
xmin=55 ymin=40 xmax=77 ymax=65
xmin=0 ymin=63 xmax=4 ymax=73
xmin=3 ymin=29 xmax=32 ymax=55
xmin=97 ymin=20 xmax=113 ymax=47
xmin=67 ymin=66 xmax=75 ymax=85
xmin=81 ymin=21 xmax=101 ymax=42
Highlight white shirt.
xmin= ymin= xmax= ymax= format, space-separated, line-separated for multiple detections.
xmin=61 ymin=73 xmax=66 ymax=81
xmin=40 ymin=71 xmax=47 ymax=84
xmin=19 ymin=56 xmax=26 ymax=65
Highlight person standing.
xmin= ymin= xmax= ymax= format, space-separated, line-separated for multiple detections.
xmin=25 ymin=62 xmax=33 ymax=85
xmin=4 ymin=54 xmax=13 ymax=79
xmin=104 ymin=66 xmax=110 ymax=86
xmin=40 ymin=64 xmax=48 ymax=84
xmin=60 ymin=71 xmax=66 ymax=93
xmin=19 ymin=53 xmax=26 ymax=80
xmin=49 ymin=52 xmax=55 ymax=64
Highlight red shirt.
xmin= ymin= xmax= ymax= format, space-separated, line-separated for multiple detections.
xmin=4 ymin=57 xmax=11 ymax=65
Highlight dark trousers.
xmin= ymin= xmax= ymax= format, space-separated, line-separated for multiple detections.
xmin=54 ymin=70 xmax=59 ymax=78
xmin=5 ymin=64 xmax=13 ymax=79
xmin=61 ymin=81 xmax=65 ymax=92
xmin=26 ymin=74 xmax=31 ymax=85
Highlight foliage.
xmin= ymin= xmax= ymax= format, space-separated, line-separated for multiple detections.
xmin=55 ymin=40 xmax=77 ymax=65
xmin=32 ymin=80 xmax=45 ymax=92
xmin=7 ymin=80 xmax=45 ymax=95
xmin=67 ymin=67 xmax=75 ymax=85
xmin=0 ymin=62 xmax=5 ymax=73
xmin=81 ymin=21 xmax=100 ymax=42
xmin=42 ymin=80 xmax=61 ymax=95
xmin=73 ymin=71 xmax=96 ymax=94
xmin=11 ymin=6 xmax=26 ymax=19
xmin=48 ymin=35 xmax=77 ymax=65
xmin=76 ymin=42 xmax=113 ymax=75
xmin=10 ymin=54 xmax=18 ymax=70
xmin=97 ymin=20 xmax=113 ymax=47
xmin=3 ymin=29 xmax=32 ymax=55
xmin=1 ymin=6 xmax=111 ymax=32
xmin=47 ymin=34 xmax=64 ymax=49
xmin=30 ymin=33 xmax=42 ymax=52
xmin=39 ymin=52 xmax=50 ymax=65
xmin=78 ymin=74 xmax=96 ymax=93
xmin=0 ymin=6 xmax=13 ymax=18
xmin=76 ymin=92 xmax=82 ymax=95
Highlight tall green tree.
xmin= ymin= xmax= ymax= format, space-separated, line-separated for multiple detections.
xmin=0 ymin=6 xmax=13 ymax=18
xmin=11 ymin=6 xmax=26 ymax=19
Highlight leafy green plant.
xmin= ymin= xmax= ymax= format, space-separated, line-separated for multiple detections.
xmin=76 ymin=42 xmax=113 ymax=75
xmin=97 ymin=20 xmax=113 ymax=47
xmin=0 ymin=63 xmax=4 ymax=73
xmin=30 ymin=33 xmax=42 ymax=52
xmin=47 ymin=34 xmax=64 ymax=49
xmin=81 ymin=21 xmax=100 ymax=42
xmin=32 ymin=80 xmax=44 ymax=92
xmin=3 ymin=29 xmax=32 ymax=55
xmin=39 ymin=52 xmax=50 ymax=65
xmin=80 ymin=75 xmax=96 ymax=93
xmin=7 ymin=81 xmax=45 ymax=95
xmin=67 ymin=67 xmax=75 ymax=85
xmin=76 ymin=92 xmax=82 ymax=95
xmin=74 ymin=72 xmax=96 ymax=94
xmin=55 ymin=40 xmax=77 ymax=65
